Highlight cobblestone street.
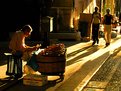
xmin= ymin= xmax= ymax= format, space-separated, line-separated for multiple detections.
xmin=83 ymin=48 xmax=121 ymax=91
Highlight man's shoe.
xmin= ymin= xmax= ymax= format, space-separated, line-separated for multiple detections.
xmin=105 ymin=43 xmax=110 ymax=47
xmin=97 ymin=40 xmax=99 ymax=44
xmin=92 ymin=41 xmax=95 ymax=46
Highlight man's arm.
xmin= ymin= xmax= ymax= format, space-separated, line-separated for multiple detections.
xmin=91 ymin=13 xmax=94 ymax=23
xmin=24 ymin=44 xmax=41 ymax=52
xmin=99 ymin=13 xmax=101 ymax=23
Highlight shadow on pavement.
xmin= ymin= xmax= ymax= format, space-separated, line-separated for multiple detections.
xmin=66 ymin=45 xmax=103 ymax=66
xmin=0 ymin=77 xmax=21 ymax=91
xmin=1 ymin=76 xmax=64 ymax=91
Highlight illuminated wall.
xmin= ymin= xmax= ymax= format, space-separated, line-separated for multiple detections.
xmin=73 ymin=0 xmax=96 ymax=30
xmin=49 ymin=0 xmax=74 ymax=32
xmin=104 ymin=0 xmax=115 ymax=15
xmin=50 ymin=0 xmax=97 ymax=32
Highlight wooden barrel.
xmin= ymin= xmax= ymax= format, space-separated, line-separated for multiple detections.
xmin=37 ymin=54 xmax=66 ymax=75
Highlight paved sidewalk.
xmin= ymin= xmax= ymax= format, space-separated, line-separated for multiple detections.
xmin=0 ymin=35 xmax=121 ymax=91
xmin=83 ymin=48 xmax=121 ymax=91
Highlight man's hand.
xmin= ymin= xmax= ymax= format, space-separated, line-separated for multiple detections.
xmin=36 ymin=44 xmax=41 ymax=49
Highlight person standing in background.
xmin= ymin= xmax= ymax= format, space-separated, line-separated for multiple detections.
xmin=103 ymin=8 xmax=113 ymax=47
xmin=119 ymin=13 xmax=121 ymax=23
xmin=91 ymin=6 xmax=101 ymax=46
xmin=119 ymin=13 xmax=121 ymax=33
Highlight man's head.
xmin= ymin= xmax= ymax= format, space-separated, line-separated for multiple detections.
xmin=95 ymin=6 xmax=99 ymax=12
xmin=106 ymin=8 xmax=110 ymax=14
xmin=21 ymin=25 xmax=33 ymax=37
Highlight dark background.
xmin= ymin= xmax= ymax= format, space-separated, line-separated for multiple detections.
xmin=0 ymin=0 xmax=53 ymax=41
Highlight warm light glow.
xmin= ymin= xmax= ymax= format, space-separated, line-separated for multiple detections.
xmin=47 ymin=16 xmax=53 ymax=32
xmin=75 ymin=16 xmax=80 ymax=20
xmin=50 ymin=17 xmax=53 ymax=32
xmin=0 ymin=61 xmax=27 ymax=79
xmin=70 ymin=10 xmax=74 ymax=28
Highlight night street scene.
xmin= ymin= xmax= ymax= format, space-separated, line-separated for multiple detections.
xmin=0 ymin=0 xmax=121 ymax=91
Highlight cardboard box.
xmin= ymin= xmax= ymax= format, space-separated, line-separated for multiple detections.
xmin=23 ymin=74 xmax=48 ymax=86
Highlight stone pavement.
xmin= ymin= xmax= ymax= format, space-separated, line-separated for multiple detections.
xmin=0 ymin=35 xmax=121 ymax=91
xmin=83 ymin=47 xmax=121 ymax=91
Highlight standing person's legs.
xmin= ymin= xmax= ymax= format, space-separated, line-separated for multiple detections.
xmin=95 ymin=24 xmax=100 ymax=44
xmin=107 ymin=25 xmax=112 ymax=44
xmin=104 ymin=25 xmax=111 ymax=46
xmin=104 ymin=25 xmax=108 ymax=44
xmin=92 ymin=24 xmax=96 ymax=45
